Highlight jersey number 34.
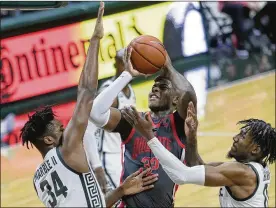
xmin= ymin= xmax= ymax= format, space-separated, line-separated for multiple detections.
xmin=40 ymin=171 xmax=68 ymax=207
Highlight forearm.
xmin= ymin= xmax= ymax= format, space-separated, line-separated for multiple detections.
xmin=78 ymin=36 xmax=100 ymax=93
xmin=90 ymin=71 xmax=133 ymax=127
xmin=185 ymin=138 xmax=205 ymax=166
xmin=147 ymin=137 xmax=205 ymax=185
xmin=186 ymin=142 xmax=222 ymax=167
xmin=163 ymin=65 xmax=197 ymax=118
xmin=83 ymin=121 xmax=102 ymax=169
xmin=105 ymin=186 xmax=124 ymax=208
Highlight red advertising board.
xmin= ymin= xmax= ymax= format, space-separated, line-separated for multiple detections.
xmin=1 ymin=2 xmax=178 ymax=104
xmin=1 ymin=22 xmax=90 ymax=104
xmin=1 ymin=2 xmax=207 ymax=104
xmin=1 ymin=101 xmax=76 ymax=146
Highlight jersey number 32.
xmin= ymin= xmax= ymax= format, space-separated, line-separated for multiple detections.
xmin=40 ymin=171 xmax=68 ymax=207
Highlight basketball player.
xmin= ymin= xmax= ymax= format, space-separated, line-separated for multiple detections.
xmin=123 ymin=102 xmax=276 ymax=207
xmin=89 ymin=47 xmax=197 ymax=207
xmin=20 ymin=3 xmax=158 ymax=207
xmin=88 ymin=48 xmax=136 ymax=193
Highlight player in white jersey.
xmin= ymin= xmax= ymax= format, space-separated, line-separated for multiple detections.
xmin=89 ymin=48 xmax=136 ymax=192
xmin=20 ymin=3 xmax=158 ymax=207
xmin=122 ymin=102 xmax=276 ymax=207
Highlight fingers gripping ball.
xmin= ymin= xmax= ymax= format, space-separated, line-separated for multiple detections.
xmin=128 ymin=35 xmax=167 ymax=75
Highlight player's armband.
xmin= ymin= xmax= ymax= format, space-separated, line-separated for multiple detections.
xmin=89 ymin=71 xmax=132 ymax=127
xmin=148 ymin=137 xmax=205 ymax=185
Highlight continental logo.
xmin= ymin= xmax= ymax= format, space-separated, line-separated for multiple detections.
xmin=1 ymin=2 xmax=171 ymax=104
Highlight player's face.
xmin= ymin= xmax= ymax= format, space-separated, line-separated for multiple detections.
xmin=227 ymin=127 xmax=256 ymax=161
xmin=148 ymin=78 xmax=175 ymax=112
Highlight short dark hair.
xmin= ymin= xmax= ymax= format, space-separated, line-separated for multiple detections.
xmin=154 ymin=76 xmax=170 ymax=83
xmin=237 ymin=118 xmax=276 ymax=164
xmin=20 ymin=106 xmax=55 ymax=149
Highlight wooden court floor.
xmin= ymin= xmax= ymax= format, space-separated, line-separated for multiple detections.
xmin=1 ymin=72 xmax=275 ymax=207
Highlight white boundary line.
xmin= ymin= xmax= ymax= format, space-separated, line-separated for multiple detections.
xmin=208 ymin=70 xmax=275 ymax=93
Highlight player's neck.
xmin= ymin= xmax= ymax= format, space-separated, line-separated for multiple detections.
xmin=150 ymin=110 xmax=171 ymax=119
xmin=40 ymin=148 xmax=51 ymax=158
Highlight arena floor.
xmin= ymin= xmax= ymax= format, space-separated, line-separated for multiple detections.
xmin=1 ymin=72 xmax=275 ymax=207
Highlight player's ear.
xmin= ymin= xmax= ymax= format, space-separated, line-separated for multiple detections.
xmin=172 ymin=95 xmax=179 ymax=107
xmin=251 ymin=144 xmax=261 ymax=156
xmin=43 ymin=136 xmax=55 ymax=145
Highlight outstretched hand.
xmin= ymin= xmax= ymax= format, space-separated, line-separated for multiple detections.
xmin=121 ymin=105 xmax=154 ymax=140
xmin=123 ymin=47 xmax=147 ymax=78
xmin=93 ymin=2 xmax=104 ymax=39
xmin=185 ymin=101 xmax=198 ymax=143
xmin=121 ymin=168 xmax=158 ymax=195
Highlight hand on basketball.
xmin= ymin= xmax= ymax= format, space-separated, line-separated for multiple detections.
xmin=185 ymin=101 xmax=198 ymax=143
xmin=121 ymin=168 xmax=158 ymax=196
xmin=121 ymin=105 xmax=154 ymax=140
xmin=92 ymin=2 xmax=104 ymax=39
xmin=124 ymin=47 xmax=147 ymax=77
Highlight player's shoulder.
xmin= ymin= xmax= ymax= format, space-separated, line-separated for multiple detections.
xmin=220 ymin=161 xmax=249 ymax=169
xmin=220 ymin=161 xmax=256 ymax=178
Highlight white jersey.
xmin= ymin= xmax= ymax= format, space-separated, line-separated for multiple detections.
xmin=33 ymin=148 xmax=106 ymax=207
xmin=93 ymin=79 xmax=136 ymax=153
xmin=219 ymin=162 xmax=270 ymax=207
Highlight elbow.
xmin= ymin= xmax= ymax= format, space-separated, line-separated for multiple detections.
xmin=172 ymin=177 xmax=187 ymax=185
xmin=89 ymin=103 xmax=110 ymax=128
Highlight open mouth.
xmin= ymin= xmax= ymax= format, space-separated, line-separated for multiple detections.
xmin=149 ymin=94 xmax=159 ymax=101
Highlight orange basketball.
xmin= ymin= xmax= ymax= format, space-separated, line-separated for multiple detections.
xmin=128 ymin=35 xmax=167 ymax=75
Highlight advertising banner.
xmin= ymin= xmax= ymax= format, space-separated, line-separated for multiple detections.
xmin=1 ymin=2 xmax=207 ymax=103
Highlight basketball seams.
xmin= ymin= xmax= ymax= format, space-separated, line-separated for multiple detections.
xmin=134 ymin=41 xmax=166 ymax=61
xmin=131 ymin=46 xmax=159 ymax=70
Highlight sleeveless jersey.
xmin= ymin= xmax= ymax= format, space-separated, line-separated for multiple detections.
xmin=219 ymin=162 xmax=270 ymax=207
xmin=33 ymin=148 xmax=106 ymax=207
xmin=94 ymin=79 xmax=136 ymax=153
xmin=120 ymin=112 xmax=186 ymax=207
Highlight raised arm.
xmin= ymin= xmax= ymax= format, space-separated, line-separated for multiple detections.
xmin=147 ymin=137 xmax=255 ymax=187
xmin=89 ymin=48 xmax=145 ymax=132
xmin=184 ymin=102 xmax=222 ymax=167
xmin=184 ymin=101 xmax=204 ymax=166
xmin=121 ymin=106 xmax=255 ymax=187
xmin=162 ymin=54 xmax=197 ymax=120
xmin=61 ymin=2 xmax=104 ymax=153
xmin=83 ymin=121 xmax=107 ymax=194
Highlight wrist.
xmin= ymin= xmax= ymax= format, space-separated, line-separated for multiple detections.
xmin=186 ymin=139 xmax=198 ymax=150
xmin=145 ymin=130 xmax=155 ymax=141
xmin=118 ymin=184 xmax=125 ymax=197
xmin=147 ymin=136 xmax=159 ymax=146
xmin=121 ymin=71 xmax=133 ymax=79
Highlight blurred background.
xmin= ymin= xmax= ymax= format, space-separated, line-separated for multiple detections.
xmin=1 ymin=1 xmax=275 ymax=207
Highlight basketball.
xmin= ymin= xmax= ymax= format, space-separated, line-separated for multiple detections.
xmin=128 ymin=35 xmax=167 ymax=75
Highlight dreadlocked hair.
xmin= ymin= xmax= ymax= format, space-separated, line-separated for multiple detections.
xmin=237 ymin=118 xmax=276 ymax=165
xmin=20 ymin=106 xmax=55 ymax=149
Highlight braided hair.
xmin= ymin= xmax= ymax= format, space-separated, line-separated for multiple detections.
xmin=20 ymin=106 xmax=55 ymax=149
xmin=238 ymin=118 xmax=276 ymax=165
